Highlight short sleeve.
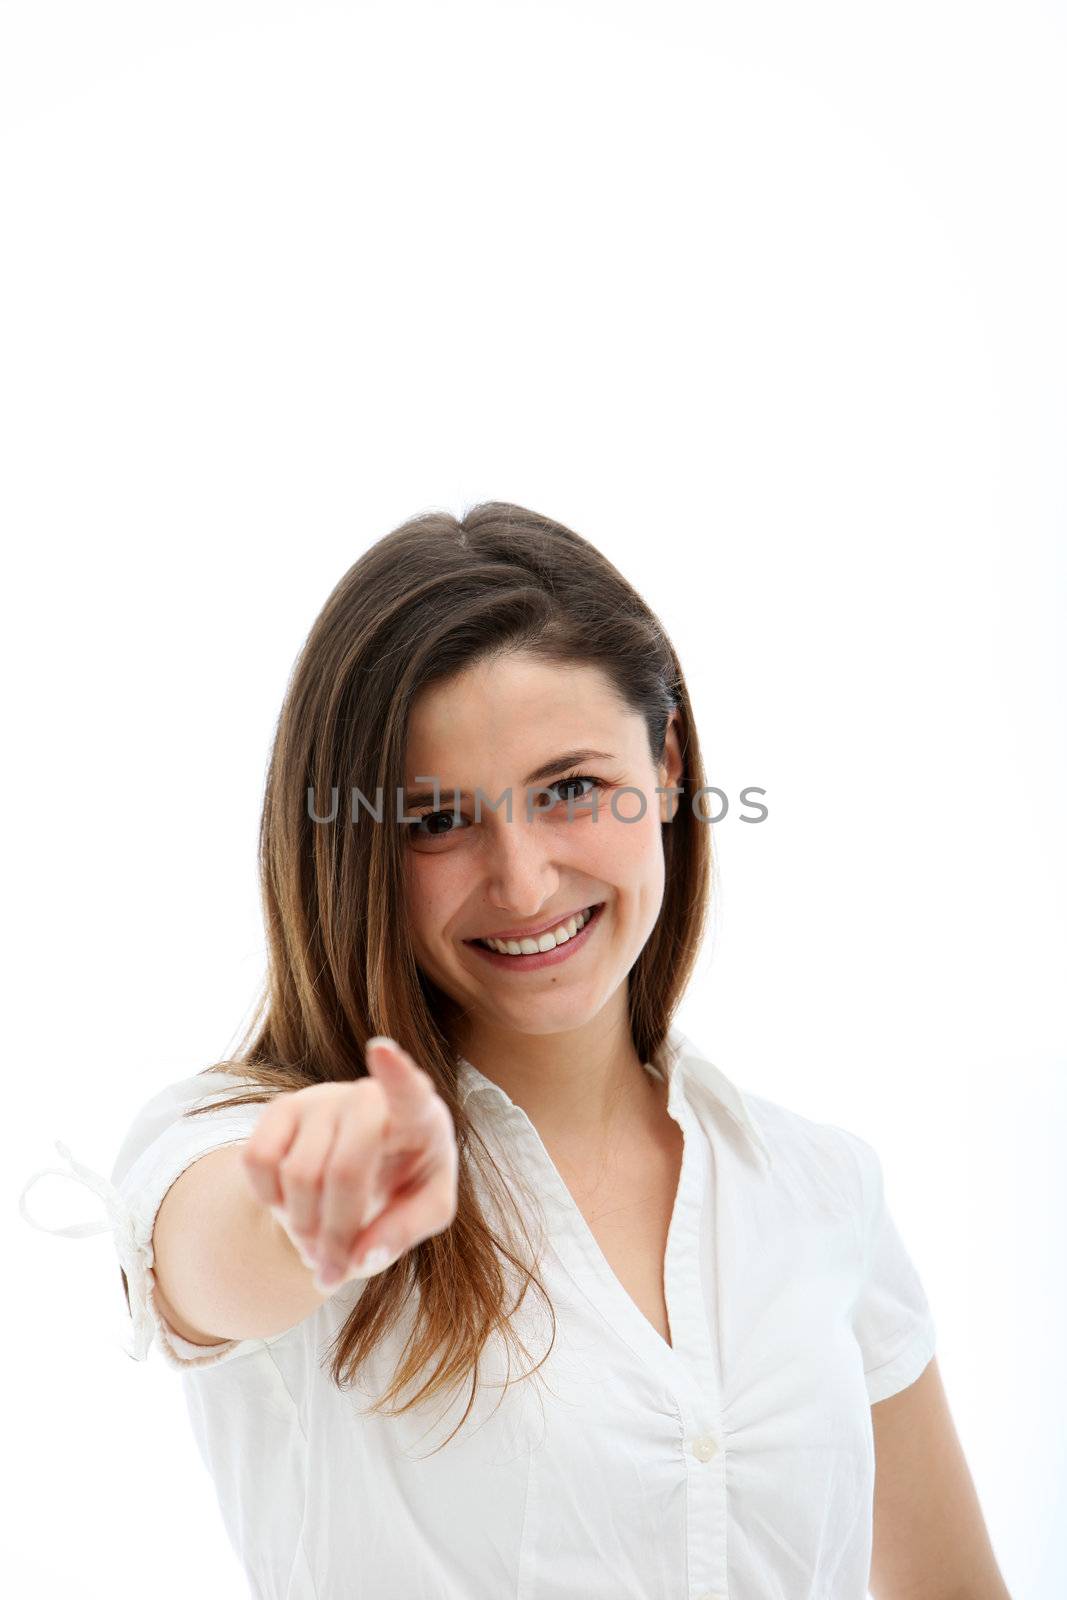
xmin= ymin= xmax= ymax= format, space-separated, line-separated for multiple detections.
xmin=844 ymin=1131 xmax=938 ymax=1404
xmin=20 ymin=1071 xmax=275 ymax=1372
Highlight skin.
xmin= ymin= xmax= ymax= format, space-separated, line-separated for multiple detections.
xmin=402 ymin=650 xmax=685 ymax=1160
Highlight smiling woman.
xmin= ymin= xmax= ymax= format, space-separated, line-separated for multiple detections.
xmin=399 ymin=649 xmax=685 ymax=1067
xmin=21 ymin=501 xmax=1009 ymax=1600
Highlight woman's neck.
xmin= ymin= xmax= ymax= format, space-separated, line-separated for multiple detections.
xmin=453 ymin=1005 xmax=664 ymax=1151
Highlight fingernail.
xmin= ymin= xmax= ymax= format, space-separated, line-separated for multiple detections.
xmin=365 ymin=1036 xmax=394 ymax=1051
xmin=313 ymin=1262 xmax=342 ymax=1293
xmin=351 ymin=1244 xmax=398 ymax=1278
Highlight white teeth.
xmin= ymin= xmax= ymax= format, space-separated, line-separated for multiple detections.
xmin=483 ymin=905 xmax=594 ymax=956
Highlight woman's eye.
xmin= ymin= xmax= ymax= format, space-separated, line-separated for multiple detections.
xmin=408 ymin=808 xmax=469 ymax=843
xmin=548 ymin=773 xmax=600 ymax=805
xmin=404 ymin=774 xmax=602 ymax=847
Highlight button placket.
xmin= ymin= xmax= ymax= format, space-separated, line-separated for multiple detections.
xmin=654 ymin=1086 xmax=728 ymax=1599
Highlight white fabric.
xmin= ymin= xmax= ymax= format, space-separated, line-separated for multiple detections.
xmin=19 ymin=1028 xmax=936 ymax=1599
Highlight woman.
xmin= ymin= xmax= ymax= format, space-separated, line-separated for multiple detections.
xmin=21 ymin=502 xmax=1010 ymax=1598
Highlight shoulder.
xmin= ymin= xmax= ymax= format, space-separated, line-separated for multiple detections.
xmin=111 ymin=1068 xmax=268 ymax=1189
xmin=671 ymin=1033 xmax=878 ymax=1217
xmin=741 ymin=1087 xmax=876 ymax=1218
xmin=746 ymin=1088 xmax=876 ymax=1165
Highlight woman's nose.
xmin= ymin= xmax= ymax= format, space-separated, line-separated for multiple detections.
xmin=480 ymin=815 xmax=560 ymax=911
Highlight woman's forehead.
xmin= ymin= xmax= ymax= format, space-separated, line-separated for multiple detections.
xmin=407 ymin=657 xmax=630 ymax=748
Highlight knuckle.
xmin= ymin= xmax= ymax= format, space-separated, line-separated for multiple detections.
xmin=351 ymin=1079 xmax=388 ymax=1120
xmin=356 ymin=1073 xmax=388 ymax=1100
xmin=242 ymin=1141 xmax=274 ymax=1169
xmin=410 ymin=1097 xmax=446 ymax=1137
xmin=278 ymin=1158 xmax=322 ymax=1192
xmin=323 ymin=1154 xmax=362 ymax=1186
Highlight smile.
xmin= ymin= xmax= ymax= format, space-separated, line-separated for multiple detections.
xmin=466 ymin=902 xmax=605 ymax=971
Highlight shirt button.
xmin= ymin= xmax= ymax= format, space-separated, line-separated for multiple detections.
xmin=690 ymin=1433 xmax=719 ymax=1462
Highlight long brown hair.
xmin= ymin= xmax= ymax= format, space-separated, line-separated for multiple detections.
xmin=138 ymin=501 xmax=712 ymax=1446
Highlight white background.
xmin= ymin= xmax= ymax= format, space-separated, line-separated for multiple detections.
xmin=4 ymin=2 xmax=1064 ymax=1595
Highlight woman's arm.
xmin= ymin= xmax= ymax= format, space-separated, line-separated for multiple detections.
xmin=870 ymin=1355 xmax=1012 ymax=1599
xmin=152 ymin=1143 xmax=332 ymax=1344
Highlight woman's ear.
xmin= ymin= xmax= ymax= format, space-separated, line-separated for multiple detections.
xmin=657 ymin=710 xmax=685 ymax=823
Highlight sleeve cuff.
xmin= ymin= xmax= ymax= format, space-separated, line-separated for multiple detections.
xmin=864 ymin=1314 xmax=937 ymax=1404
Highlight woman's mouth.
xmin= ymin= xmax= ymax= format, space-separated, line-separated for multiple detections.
xmin=465 ymin=902 xmax=605 ymax=972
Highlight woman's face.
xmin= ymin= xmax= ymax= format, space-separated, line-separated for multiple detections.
xmin=401 ymin=651 xmax=683 ymax=1044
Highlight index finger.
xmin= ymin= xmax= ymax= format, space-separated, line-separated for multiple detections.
xmin=364 ymin=1037 xmax=437 ymax=1125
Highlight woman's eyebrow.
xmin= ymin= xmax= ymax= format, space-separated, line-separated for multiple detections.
xmin=403 ymin=749 xmax=616 ymax=809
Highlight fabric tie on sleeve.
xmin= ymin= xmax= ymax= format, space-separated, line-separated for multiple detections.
xmin=19 ymin=1140 xmax=154 ymax=1361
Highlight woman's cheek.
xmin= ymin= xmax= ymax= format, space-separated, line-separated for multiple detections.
xmin=575 ymin=806 xmax=652 ymax=883
xmin=598 ymin=794 xmax=660 ymax=865
xmin=404 ymin=854 xmax=457 ymax=958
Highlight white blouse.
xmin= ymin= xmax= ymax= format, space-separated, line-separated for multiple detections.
xmin=20 ymin=1027 xmax=937 ymax=1600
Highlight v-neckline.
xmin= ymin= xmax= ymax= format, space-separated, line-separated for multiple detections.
xmin=504 ymin=1074 xmax=708 ymax=1382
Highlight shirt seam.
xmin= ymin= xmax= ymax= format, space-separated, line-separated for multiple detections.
xmin=262 ymin=1341 xmax=318 ymax=1599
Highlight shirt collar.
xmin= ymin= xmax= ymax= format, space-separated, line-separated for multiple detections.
xmin=455 ymin=1023 xmax=772 ymax=1173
